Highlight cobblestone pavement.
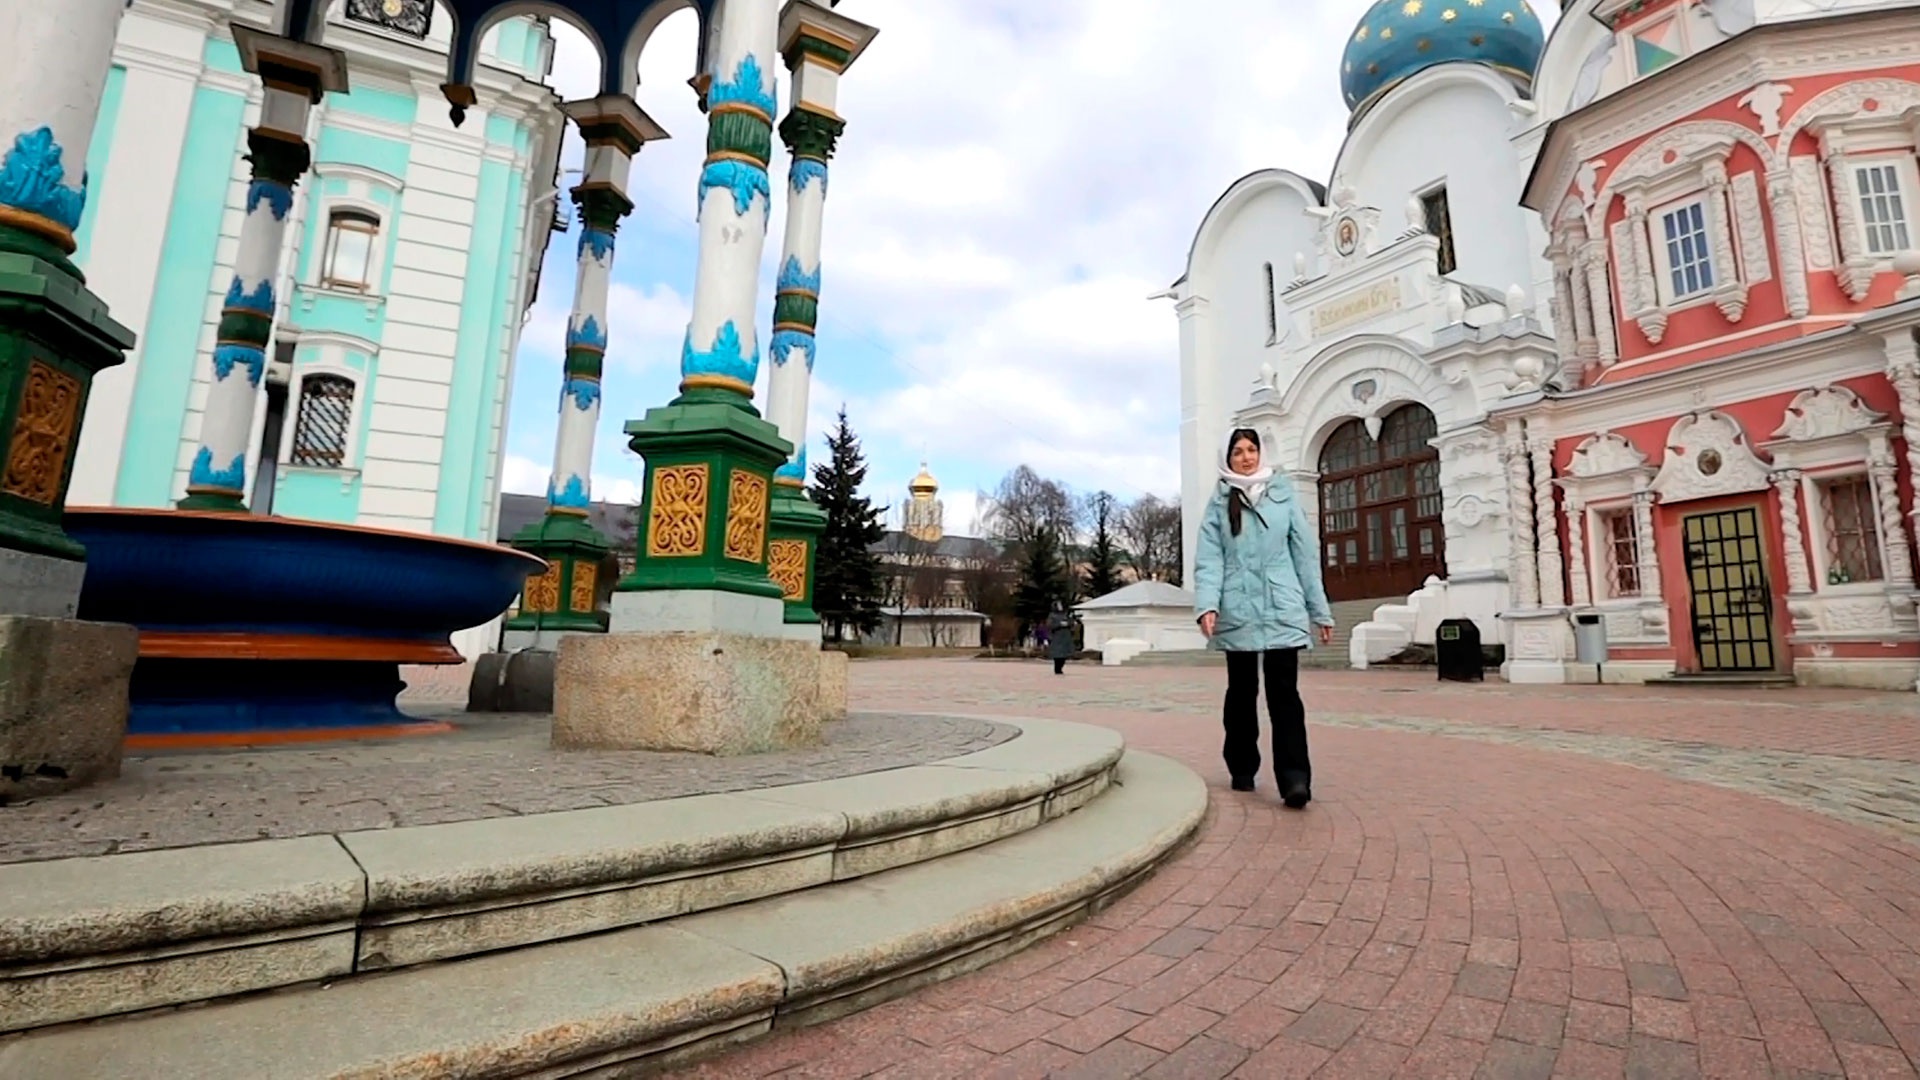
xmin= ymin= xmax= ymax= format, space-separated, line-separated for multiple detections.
xmin=0 ymin=713 xmax=1013 ymax=864
xmin=682 ymin=659 xmax=1920 ymax=1079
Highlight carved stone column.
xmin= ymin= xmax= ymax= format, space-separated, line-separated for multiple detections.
xmin=1504 ymin=430 xmax=1540 ymax=608
xmin=1532 ymin=438 xmax=1565 ymax=608
xmin=1889 ymin=334 xmax=1920 ymax=554
xmin=1564 ymin=494 xmax=1591 ymax=607
xmin=1821 ymin=131 xmax=1876 ymax=302
xmin=1581 ymin=239 xmax=1619 ymax=368
xmin=1702 ymin=155 xmax=1749 ymax=321
xmin=1633 ymin=488 xmax=1662 ymax=604
xmin=1624 ymin=193 xmax=1666 ymax=343
xmin=1772 ymin=469 xmax=1814 ymax=595
xmin=1549 ymin=250 xmax=1584 ymax=374
xmin=1869 ymin=436 xmax=1915 ymax=590
xmin=1765 ymin=169 xmax=1812 ymax=318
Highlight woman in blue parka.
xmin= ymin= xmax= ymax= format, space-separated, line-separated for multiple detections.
xmin=1193 ymin=427 xmax=1335 ymax=808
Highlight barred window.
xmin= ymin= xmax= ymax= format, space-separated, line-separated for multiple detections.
xmin=321 ymin=210 xmax=379 ymax=291
xmin=289 ymin=375 xmax=355 ymax=469
xmin=1421 ymin=187 xmax=1457 ymax=276
xmin=1602 ymin=510 xmax=1641 ymax=598
xmin=1820 ymin=475 xmax=1882 ymax=584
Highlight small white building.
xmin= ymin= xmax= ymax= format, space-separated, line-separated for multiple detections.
xmin=861 ymin=607 xmax=990 ymax=650
xmin=1075 ymin=581 xmax=1209 ymax=661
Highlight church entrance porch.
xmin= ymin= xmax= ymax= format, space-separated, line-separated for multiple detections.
xmin=1680 ymin=504 xmax=1781 ymax=674
xmin=1317 ymin=404 xmax=1446 ymax=602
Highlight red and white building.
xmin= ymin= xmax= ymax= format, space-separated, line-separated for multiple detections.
xmin=1502 ymin=0 xmax=1920 ymax=689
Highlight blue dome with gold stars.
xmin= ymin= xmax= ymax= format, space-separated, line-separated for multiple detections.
xmin=1340 ymin=0 xmax=1546 ymax=114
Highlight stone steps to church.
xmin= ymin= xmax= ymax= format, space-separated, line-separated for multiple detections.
xmin=0 ymin=747 xmax=1205 ymax=1078
xmin=0 ymin=718 xmax=1184 ymax=1043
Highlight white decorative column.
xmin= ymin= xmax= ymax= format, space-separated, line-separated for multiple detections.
xmin=1821 ymin=130 xmax=1875 ymax=302
xmin=1548 ymin=251 xmax=1581 ymax=370
xmin=1765 ymin=169 xmax=1812 ymax=318
xmin=1564 ymin=494 xmax=1591 ymax=607
xmin=1623 ymin=193 xmax=1667 ymax=344
xmin=1632 ymin=488 xmax=1663 ymax=604
xmin=763 ymin=0 xmax=877 ymax=630
xmin=505 ymin=97 xmax=668 ymax=643
xmin=1504 ymin=430 xmax=1540 ymax=608
xmin=1772 ymin=469 xmax=1815 ymax=595
xmin=1702 ymin=154 xmax=1749 ymax=321
xmin=1532 ymin=438 xmax=1565 ymax=608
xmin=0 ymin=0 xmax=141 ymax=797
xmin=1582 ymin=239 xmax=1619 ymax=366
xmin=1869 ymin=436 xmax=1915 ymax=592
xmin=179 ymin=29 xmax=347 ymax=511
xmin=1888 ymin=333 xmax=1920 ymax=558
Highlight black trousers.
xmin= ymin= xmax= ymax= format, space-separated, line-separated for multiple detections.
xmin=1053 ymin=657 xmax=1066 ymax=674
xmin=1223 ymin=648 xmax=1311 ymax=789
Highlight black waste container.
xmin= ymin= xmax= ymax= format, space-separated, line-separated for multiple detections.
xmin=1435 ymin=618 xmax=1484 ymax=682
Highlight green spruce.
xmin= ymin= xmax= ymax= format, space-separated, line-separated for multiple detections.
xmin=809 ymin=407 xmax=888 ymax=641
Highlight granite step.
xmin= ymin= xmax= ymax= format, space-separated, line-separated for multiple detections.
xmin=0 ymin=750 xmax=1207 ymax=1080
xmin=0 ymin=717 xmax=1123 ymax=1036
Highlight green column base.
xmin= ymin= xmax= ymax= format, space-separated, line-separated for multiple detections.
xmin=617 ymin=397 xmax=793 ymax=601
xmin=0 ymin=226 xmax=134 ymax=562
xmin=504 ymin=511 xmax=612 ymax=633
xmin=175 ymin=490 xmax=247 ymax=513
xmin=769 ymin=482 xmax=825 ymax=625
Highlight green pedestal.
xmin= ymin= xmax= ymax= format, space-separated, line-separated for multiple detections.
xmin=768 ymin=482 xmax=825 ymax=625
xmin=618 ymin=394 xmax=792 ymax=600
xmin=504 ymin=511 xmax=611 ymax=633
xmin=0 ymin=228 xmax=133 ymax=562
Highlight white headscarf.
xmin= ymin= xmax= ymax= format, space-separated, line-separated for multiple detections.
xmin=1218 ymin=429 xmax=1272 ymax=506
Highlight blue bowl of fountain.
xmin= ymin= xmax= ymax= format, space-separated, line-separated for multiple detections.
xmin=65 ymin=508 xmax=546 ymax=737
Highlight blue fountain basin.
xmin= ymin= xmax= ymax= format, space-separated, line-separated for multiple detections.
xmin=66 ymin=508 xmax=545 ymax=660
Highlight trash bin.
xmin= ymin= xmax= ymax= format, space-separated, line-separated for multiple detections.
xmin=1573 ymin=612 xmax=1607 ymax=666
xmin=1435 ymin=618 xmax=1484 ymax=682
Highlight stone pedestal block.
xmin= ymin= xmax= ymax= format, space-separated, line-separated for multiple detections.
xmin=0 ymin=615 xmax=136 ymax=799
xmin=553 ymin=631 xmax=821 ymax=755
xmin=1500 ymin=608 xmax=1571 ymax=685
xmin=818 ymin=649 xmax=848 ymax=720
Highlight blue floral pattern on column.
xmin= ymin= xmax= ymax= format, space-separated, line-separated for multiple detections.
xmin=188 ymin=446 xmax=248 ymax=490
xmin=697 ymin=160 xmax=771 ymax=219
xmin=566 ymin=314 xmax=607 ymax=352
xmin=549 ymin=474 xmax=590 ymax=510
xmin=710 ymin=53 xmax=777 ymax=118
xmin=563 ymin=378 xmax=601 ymax=411
xmin=683 ymin=321 xmax=757 ymax=385
xmin=777 ymin=255 xmax=822 ymax=295
xmin=224 ymin=278 xmax=276 ymax=313
xmin=246 ymin=179 xmax=293 ymax=221
xmin=776 ymin=445 xmax=809 ymax=483
xmin=0 ymin=126 xmax=87 ymax=231
xmin=212 ymin=344 xmax=268 ymax=387
xmin=577 ymin=227 xmax=615 ymax=262
xmin=789 ymin=159 xmax=828 ymax=196
xmin=768 ymin=329 xmax=815 ymax=369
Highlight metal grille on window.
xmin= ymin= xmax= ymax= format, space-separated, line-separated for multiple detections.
xmin=1855 ymin=163 xmax=1911 ymax=255
xmin=1820 ymin=475 xmax=1882 ymax=584
xmin=1661 ymin=202 xmax=1714 ymax=297
xmin=290 ymin=375 xmax=355 ymax=469
xmin=344 ymin=0 xmax=432 ymax=39
xmin=1604 ymin=510 xmax=1640 ymax=598
xmin=1421 ymin=188 xmax=1456 ymax=276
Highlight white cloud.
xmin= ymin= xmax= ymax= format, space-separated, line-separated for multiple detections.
xmin=501 ymin=451 xmax=644 ymax=507
xmin=521 ymin=278 xmax=691 ymax=374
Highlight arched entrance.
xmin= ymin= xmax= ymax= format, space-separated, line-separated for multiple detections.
xmin=1318 ymin=404 xmax=1445 ymax=601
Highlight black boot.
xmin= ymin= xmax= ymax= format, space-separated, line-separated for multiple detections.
xmin=1281 ymin=779 xmax=1311 ymax=809
xmin=1230 ymin=776 xmax=1255 ymax=792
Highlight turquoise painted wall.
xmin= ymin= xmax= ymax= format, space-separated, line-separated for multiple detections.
xmin=437 ymin=158 xmax=512 ymax=537
xmin=468 ymin=162 xmax=529 ymax=540
xmin=74 ymin=65 xmax=126 ymax=265
xmin=274 ymin=346 xmax=376 ymax=522
xmin=114 ymin=82 xmax=248 ymax=507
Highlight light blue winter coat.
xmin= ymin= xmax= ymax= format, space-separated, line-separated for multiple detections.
xmin=1192 ymin=480 xmax=1334 ymax=653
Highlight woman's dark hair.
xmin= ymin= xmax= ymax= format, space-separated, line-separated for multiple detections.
xmin=1225 ymin=428 xmax=1264 ymax=537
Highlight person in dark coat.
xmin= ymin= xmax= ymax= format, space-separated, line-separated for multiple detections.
xmin=1046 ymin=600 xmax=1076 ymax=675
xmin=1193 ymin=427 xmax=1335 ymax=808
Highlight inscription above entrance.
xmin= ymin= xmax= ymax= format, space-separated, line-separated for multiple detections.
xmin=1311 ymin=279 xmax=1402 ymax=337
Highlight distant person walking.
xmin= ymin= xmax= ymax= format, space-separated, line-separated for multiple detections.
xmin=1193 ymin=427 xmax=1336 ymax=808
xmin=1047 ymin=600 xmax=1076 ymax=675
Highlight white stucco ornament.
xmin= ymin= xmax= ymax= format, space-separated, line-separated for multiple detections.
xmin=1771 ymin=386 xmax=1885 ymax=442
xmin=1569 ymin=431 xmax=1649 ymax=477
xmin=1650 ymin=410 xmax=1772 ymax=504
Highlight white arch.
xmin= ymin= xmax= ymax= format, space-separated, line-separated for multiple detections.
xmin=1330 ymin=63 xmax=1528 ymax=190
xmin=1593 ymin=118 xmax=1778 ymax=216
xmin=617 ymin=0 xmax=707 ymax=99
xmin=452 ymin=2 xmax=614 ymax=95
xmin=1181 ymin=168 xmax=1325 ymax=288
xmin=1278 ymin=335 xmax=1465 ymax=469
xmin=1777 ymin=76 xmax=1920 ymax=152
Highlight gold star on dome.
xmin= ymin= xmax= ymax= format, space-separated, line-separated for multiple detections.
xmin=1367 ymin=62 xmax=1380 ymax=74
xmin=1345 ymin=61 xmax=1353 ymax=72
xmin=1381 ymin=26 xmax=1394 ymax=38
xmin=1442 ymin=8 xmax=1457 ymax=19
xmin=1416 ymin=37 xmax=1432 ymax=51
xmin=1355 ymin=24 xmax=1370 ymax=40
xmin=1470 ymin=33 xmax=1485 ymax=44
xmin=1467 ymin=0 xmax=1485 ymax=6
xmin=1501 ymin=10 xmax=1515 ymax=21
xmin=1403 ymin=0 xmax=1423 ymax=14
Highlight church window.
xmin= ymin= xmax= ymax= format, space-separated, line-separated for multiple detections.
xmin=1818 ymin=475 xmax=1882 ymax=584
xmin=1601 ymin=510 xmax=1640 ymax=598
xmin=1263 ymin=262 xmax=1278 ymax=342
xmin=1420 ymin=187 xmax=1457 ymax=275
xmin=1657 ymin=199 xmax=1714 ymax=300
xmin=321 ymin=210 xmax=380 ymax=292
xmin=1854 ymin=161 xmax=1912 ymax=256
xmin=289 ymin=374 xmax=356 ymax=469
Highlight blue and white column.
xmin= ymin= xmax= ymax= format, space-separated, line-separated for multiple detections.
xmin=0 ymin=0 xmax=124 ymax=261
xmin=179 ymin=29 xmax=346 ymax=511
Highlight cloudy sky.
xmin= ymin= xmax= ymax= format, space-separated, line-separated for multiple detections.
xmin=502 ymin=0 xmax=1388 ymax=534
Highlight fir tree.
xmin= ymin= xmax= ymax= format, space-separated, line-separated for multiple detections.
xmin=809 ymin=407 xmax=888 ymax=642
xmin=1082 ymin=491 xmax=1125 ymax=599
xmin=1013 ymin=527 xmax=1071 ymax=634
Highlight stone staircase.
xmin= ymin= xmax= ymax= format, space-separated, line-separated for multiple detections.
xmin=1125 ymin=595 xmax=1394 ymax=670
xmin=0 ymin=718 xmax=1205 ymax=1078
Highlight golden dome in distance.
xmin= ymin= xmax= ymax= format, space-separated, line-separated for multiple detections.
xmin=908 ymin=461 xmax=938 ymax=495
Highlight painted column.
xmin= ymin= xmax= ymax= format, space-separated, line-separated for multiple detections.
xmin=1772 ymin=470 xmax=1815 ymax=595
xmin=506 ymin=97 xmax=668 ymax=642
xmin=621 ymin=0 xmax=794 ymax=606
xmin=0 ymin=0 xmax=136 ymax=614
xmin=178 ymin=29 xmax=346 ymax=511
xmin=1531 ymin=438 xmax=1565 ymax=608
xmin=763 ymin=1 xmax=878 ymax=627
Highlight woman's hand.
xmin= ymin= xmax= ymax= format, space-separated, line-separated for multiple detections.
xmin=1199 ymin=612 xmax=1217 ymax=638
xmin=1317 ymin=624 xmax=1335 ymax=646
